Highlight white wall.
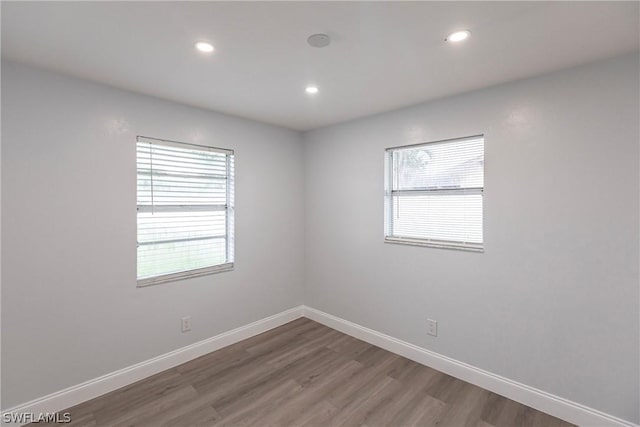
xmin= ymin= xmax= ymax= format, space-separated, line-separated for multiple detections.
xmin=2 ymin=54 xmax=639 ymax=424
xmin=303 ymin=53 xmax=639 ymax=424
xmin=1 ymin=61 xmax=304 ymax=409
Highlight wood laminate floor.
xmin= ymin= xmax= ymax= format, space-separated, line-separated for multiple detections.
xmin=34 ymin=318 xmax=574 ymax=427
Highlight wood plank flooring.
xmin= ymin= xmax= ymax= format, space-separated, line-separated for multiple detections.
xmin=33 ymin=318 xmax=574 ymax=427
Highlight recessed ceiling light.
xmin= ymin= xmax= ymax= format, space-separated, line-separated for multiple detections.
xmin=445 ymin=30 xmax=471 ymax=42
xmin=305 ymin=86 xmax=319 ymax=94
xmin=195 ymin=42 xmax=214 ymax=53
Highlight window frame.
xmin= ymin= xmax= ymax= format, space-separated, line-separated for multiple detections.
xmin=384 ymin=135 xmax=484 ymax=253
xmin=136 ymin=135 xmax=235 ymax=287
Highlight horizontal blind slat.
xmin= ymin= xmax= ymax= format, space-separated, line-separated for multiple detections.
xmin=137 ymin=136 xmax=233 ymax=155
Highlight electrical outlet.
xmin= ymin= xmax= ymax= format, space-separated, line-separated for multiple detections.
xmin=427 ymin=319 xmax=438 ymax=337
xmin=181 ymin=316 xmax=192 ymax=333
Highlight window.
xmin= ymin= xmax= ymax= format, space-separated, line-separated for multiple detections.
xmin=136 ymin=136 xmax=234 ymax=286
xmin=384 ymin=135 xmax=484 ymax=252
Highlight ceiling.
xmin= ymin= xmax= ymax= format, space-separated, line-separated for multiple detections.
xmin=2 ymin=1 xmax=638 ymax=131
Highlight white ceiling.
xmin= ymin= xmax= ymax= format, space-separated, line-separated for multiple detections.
xmin=2 ymin=1 xmax=638 ymax=131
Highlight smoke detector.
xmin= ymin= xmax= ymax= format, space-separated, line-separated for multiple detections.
xmin=307 ymin=33 xmax=331 ymax=48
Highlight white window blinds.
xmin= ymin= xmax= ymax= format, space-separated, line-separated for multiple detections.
xmin=136 ymin=136 xmax=234 ymax=286
xmin=384 ymin=135 xmax=484 ymax=251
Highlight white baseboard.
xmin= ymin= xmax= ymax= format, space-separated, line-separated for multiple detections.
xmin=302 ymin=305 xmax=637 ymax=427
xmin=1 ymin=306 xmax=304 ymax=426
xmin=3 ymin=304 xmax=636 ymax=427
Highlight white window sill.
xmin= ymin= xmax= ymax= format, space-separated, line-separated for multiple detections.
xmin=137 ymin=262 xmax=234 ymax=287
xmin=384 ymin=237 xmax=484 ymax=253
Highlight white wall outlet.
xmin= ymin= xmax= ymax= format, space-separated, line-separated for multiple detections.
xmin=427 ymin=319 xmax=438 ymax=337
xmin=181 ymin=316 xmax=192 ymax=333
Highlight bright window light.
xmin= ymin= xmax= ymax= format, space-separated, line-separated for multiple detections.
xmin=384 ymin=135 xmax=484 ymax=251
xmin=136 ymin=136 xmax=234 ymax=286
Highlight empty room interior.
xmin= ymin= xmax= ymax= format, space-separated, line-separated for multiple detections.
xmin=1 ymin=1 xmax=639 ymax=426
